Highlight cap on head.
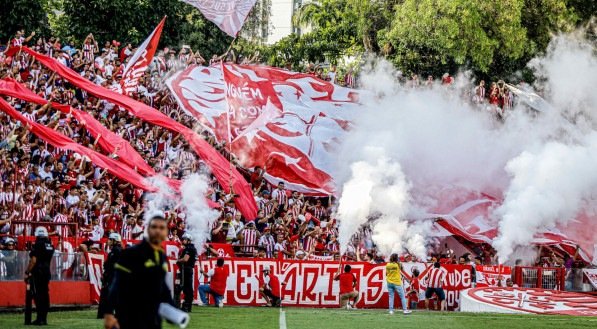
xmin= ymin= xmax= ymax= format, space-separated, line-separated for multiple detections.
xmin=34 ymin=226 xmax=49 ymax=238
xmin=108 ymin=232 xmax=122 ymax=242
xmin=181 ymin=233 xmax=192 ymax=241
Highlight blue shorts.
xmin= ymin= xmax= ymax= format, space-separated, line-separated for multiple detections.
xmin=425 ymin=287 xmax=445 ymax=301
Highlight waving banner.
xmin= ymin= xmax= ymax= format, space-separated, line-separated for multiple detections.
xmin=167 ymin=64 xmax=361 ymax=194
xmin=0 ymin=98 xmax=156 ymax=191
xmin=428 ymin=190 xmax=592 ymax=262
xmin=0 ymin=78 xmax=155 ymax=177
xmin=180 ymin=0 xmax=257 ymax=37
xmin=7 ymin=46 xmax=257 ymax=220
xmin=166 ymin=65 xmax=227 ymax=137
xmin=121 ymin=17 xmax=166 ymax=95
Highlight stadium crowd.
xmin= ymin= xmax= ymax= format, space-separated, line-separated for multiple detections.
xmin=0 ymin=29 xmax=531 ymax=265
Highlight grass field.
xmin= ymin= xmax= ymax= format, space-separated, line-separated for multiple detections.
xmin=0 ymin=307 xmax=596 ymax=329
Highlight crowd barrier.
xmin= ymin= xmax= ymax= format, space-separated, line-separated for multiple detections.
xmin=513 ymin=266 xmax=566 ymax=290
xmin=87 ymin=254 xmax=511 ymax=310
xmin=5 ymin=244 xmax=588 ymax=310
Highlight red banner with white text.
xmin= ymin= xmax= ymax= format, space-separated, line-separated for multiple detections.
xmin=85 ymin=254 xmax=511 ymax=309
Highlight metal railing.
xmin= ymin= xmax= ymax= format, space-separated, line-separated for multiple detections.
xmin=0 ymin=251 xmax=88 ymax=281
xmin=513 ymin=266 xmax=566 ymax=290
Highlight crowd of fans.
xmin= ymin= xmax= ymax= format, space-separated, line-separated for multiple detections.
xmin=0 ymin=29 xmax=563 ymax=267
xmin=0 ymin=29 xmax=372 ymax=262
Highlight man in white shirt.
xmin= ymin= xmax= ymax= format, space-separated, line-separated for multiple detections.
xmin=89 ymin=218 xmax=104 ymax=242
xmin=65 ymin=190 xmax=80 ymax=208
xmin=84 ymin=180 xmax=96 ymax=199
xmin=38 ymin=163 xmax=53 ymax=180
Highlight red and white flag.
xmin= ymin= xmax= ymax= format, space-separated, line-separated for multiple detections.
xmin=181 ymin=0 xmax=257 ymax=37
xmin=426 ymin=189 xmax=592 ymax=262
xmin=167 ymin=64 xmax=361 ymax=194
xmin=120 ymin=17 xmax=166 ymax=95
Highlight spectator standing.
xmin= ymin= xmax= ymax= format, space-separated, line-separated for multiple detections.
xmin=102 ymin=213 xmax=174 ymax=329
xmin=386 ymin=253 xmax=411 ymax=315
xmin=424 ymin=262 xmax=447 ymax=311
xmin=24 ymin=227 xmax=55 ymax=326
xmin=97 ymin=232 xmax=122 ymax=318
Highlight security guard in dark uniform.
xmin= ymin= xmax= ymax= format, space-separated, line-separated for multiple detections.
xmin=97 ymin=232 xmax=123 ymax=318
xmin=176 ymin=233 xmax=197 ymax=312
xmin=103 ymin=213 xmax=175 ymax=329
xmin=25 ymin=226 xmax=55 ymax=326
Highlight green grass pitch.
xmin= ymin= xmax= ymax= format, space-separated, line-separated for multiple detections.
xmin=0 ymin=307 xmax=595 ymax=328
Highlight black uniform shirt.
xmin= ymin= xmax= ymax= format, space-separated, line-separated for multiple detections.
xmin=105 ymin=239 xmax=173 ymax=329
xmin=30 ymin=238 xmax=54 ymax=277
xmin=180 ymin=243 xmax=197 ymax=270
xmin=102 ymin=245 xmax=122 ymax=287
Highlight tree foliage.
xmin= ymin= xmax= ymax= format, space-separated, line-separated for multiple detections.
xmin=0 ymin=0 xmax=50 ymax=43
xmin=272 ymin=0 xmax=591 ymax=78
xmin=59 ymin=0 xmax=233 ymax=55
xmin=1 ymin=0 xmax=593 ymax=78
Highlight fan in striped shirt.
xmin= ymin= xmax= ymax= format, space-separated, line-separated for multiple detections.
xmin=258 ymin=228 xmax=276 ymax=258
xmin=237 ymin=221 xmax=260 ymax=255
xmin=53 ymin=212 xmax=70 ymax=237
xmin=424 ymin=262 xmax=447 ymax=311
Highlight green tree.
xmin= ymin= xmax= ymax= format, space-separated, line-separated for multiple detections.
xmin=0 ymin=0 xmax=50 ymax=43
xmin=59 ymin=0 xmax=277 ymax=57
xmin=290 ymin=0 xmax=360 ymax=64
xmin=385 ymin=0 xmax=529 ymax=74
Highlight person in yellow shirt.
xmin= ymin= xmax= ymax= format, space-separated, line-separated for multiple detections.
xmin=386 ymin=253 xmax=412 ymax=315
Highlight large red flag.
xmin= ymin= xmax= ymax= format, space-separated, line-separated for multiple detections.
xmin=180 ymin=0 xmax=256 ymax=37
xmin=7 ymin=46 xmax=257 ymax=219
xmin=0 ymin=98 xmax=156 ymax=191
xmin=167 ymin=64 xmax=361 ymax=195
xmin=120 ymin=17 xmax=166 ymax=95
xmin=0 ymin=78 xmax=156 ymax=177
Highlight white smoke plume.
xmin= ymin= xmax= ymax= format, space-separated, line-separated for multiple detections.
xmin=337 ymin=152 xmax=411 ymax=256
xmin=180 ymin=174 xmax=221 ymax=252
xmin=493 ymin=134 xmax=597 ymax=262
xmin=493 ymin=34 xmax=597 ymax=262
xmin=143 ymin=176 xmax=177 ymax=222
xmin=335 ymin=33 xmax=597 ymax=262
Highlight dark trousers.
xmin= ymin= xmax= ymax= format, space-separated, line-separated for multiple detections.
xmin=263 ymin=289 xmax=280 ymax=306
xmin=32 ymin=275 xmax=50 ymax=322
xmin=181 ymin=269 xmax=194 ymax=309
xmin=97 ymin=285 xmax=109 ymax=318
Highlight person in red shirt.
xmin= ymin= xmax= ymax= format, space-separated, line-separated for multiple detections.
xmin=259 ymin=266 xmax=282 ymax=307
xmin=334 ymin=264 xmax=359 ymax=309
xmin=199 ymin=258 xmax=229 ymax=307
xmin=406 ymin=268 xmax=421 ymax=310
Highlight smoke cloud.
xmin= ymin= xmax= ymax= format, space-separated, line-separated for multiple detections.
xmin=143 ymin=176 xmax=177 ymax=222
xmin=180 ymin=174 xmax=221 ymax=252
xmin=334 ymin=33 xmax=597 ymax=262
xmin=337 ymin=152 xmax=411 ymax=256
xmin=493 ymin=34 xmax=597 ymax=262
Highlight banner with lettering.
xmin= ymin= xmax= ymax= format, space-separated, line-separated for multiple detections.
xmin=475 ymin=265 xmax=512 ymax=287
xmin=87 ymin=256 xmax=492 ymax=309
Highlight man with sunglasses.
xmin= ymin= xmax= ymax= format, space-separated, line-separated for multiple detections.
xmin=103 ymin=212 xmax=175 ymax=329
